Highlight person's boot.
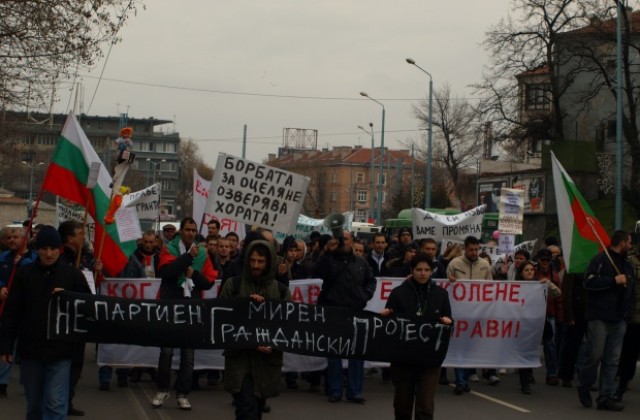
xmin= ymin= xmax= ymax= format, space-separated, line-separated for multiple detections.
xmin=611 ymin=380 xmax=628 ymax=402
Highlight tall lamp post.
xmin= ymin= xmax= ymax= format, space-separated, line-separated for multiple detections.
xmin=406 ymin=58 xmax=433 ymax=209
xmin=21 ymin=155 xmax=44 ymax=218
xmin=358 ymin=123 xmax=376 ymax=223
xmin=146 ymin=158 xmax=166 ymax=185
xmin=360 ymin=92 xmax=386 ymax=224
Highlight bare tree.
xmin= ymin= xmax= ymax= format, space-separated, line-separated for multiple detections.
xmin=414 ymin=84 xmax=484 ymax=203
xmin=0 ymin=0 xmax=142 ymax=111
xmin=176 ymin=139 xmax=213 ymax=219
xmin=473 ymin=0 xmax=592 ymax=148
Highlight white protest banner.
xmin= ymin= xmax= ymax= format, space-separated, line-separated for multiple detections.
xmin=439 ymin=280 xmax=546 ymax=368
xmin=412 ymin=205 xmax=485 ymax=242
xmin=369 ymin=277 xmax=546 ymax=368
xmin=499 ymin=188 xmax=524 ymax=235
xmin=56 ymin=197 xmax=96 ymax=242
xmin=114 ymin=206 xmax=142 ymax=242
xmin=121 ymin=183 xmax=161 ymax=220
xmin=207 ymin=154 xmax=310 ymax=233
xmin=193 ymin=169 xmax=211 ymax=233
xmin=274 ymin=212 xmax=354 ymax=243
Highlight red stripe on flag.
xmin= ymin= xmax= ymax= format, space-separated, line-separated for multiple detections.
xmin=571 ymin=198 xmax=610 ymax=249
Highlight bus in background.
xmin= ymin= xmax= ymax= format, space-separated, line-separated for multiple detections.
xmin=351 ymin=222 xmax=383 ymax=245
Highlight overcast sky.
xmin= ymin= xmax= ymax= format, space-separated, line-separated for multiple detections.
xmin=55 ymin=1 xmax=531 ymax=167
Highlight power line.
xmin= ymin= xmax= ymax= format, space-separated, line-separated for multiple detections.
xmin=191 ymin=128 xmax=426 ymax=143
xmin=78 ymin=74 xmax=488 ymax=102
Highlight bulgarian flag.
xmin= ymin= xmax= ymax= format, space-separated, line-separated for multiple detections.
xmin=41 ymin=114 xmax=137 ymax=276
xmin=551 ymin=152 xmax=609 ymax=273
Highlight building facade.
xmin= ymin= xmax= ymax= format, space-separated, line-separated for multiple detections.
xmin=0 ymin=112 xmax=181 ymax=222
xmin=266 ymin=145 xmax=423 ymax=223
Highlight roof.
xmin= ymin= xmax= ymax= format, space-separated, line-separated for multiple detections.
xmin=516 ymin=65 xmax=550 ymax=79
xmin=563 ymin=9 xmax=640 ymax=36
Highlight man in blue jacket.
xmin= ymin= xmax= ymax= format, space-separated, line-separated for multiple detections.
xmin=577 ymin=230 xmax=635 ymax=411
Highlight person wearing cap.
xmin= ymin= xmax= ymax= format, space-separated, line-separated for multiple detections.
xmin=389 ymin=228 xmax=413 ymax=260
xmin=535 ymin=248 xmax=564 ymax=387
xmin=161 ymin=223 xmax=177 ymax=245
xmin=386 ymin=242 xmax=418 ymax=278
xmin=0 ymin=225 xmax=90 ymax=419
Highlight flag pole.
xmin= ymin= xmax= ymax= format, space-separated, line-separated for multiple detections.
xmin=586 ymin=217 xmax=621 ymax=276
xmin=76 ymin=195 xmax=91 ymax=268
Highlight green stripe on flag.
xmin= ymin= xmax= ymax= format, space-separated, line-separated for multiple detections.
xmin=52 ymin=136 xmax=90 ymax=185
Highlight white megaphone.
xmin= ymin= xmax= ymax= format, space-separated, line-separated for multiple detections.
xmin=323 ymin=213 xmax=346 ymax=238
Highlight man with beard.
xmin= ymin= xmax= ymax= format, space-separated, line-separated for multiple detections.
xmin=219 ymin=240 xmax=291 ymax=419
xmin=577 ymin=230 xmax=635 ymax=411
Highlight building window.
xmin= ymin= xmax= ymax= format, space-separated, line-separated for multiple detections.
xmin=525 ymin=83 xmax=551 ymax=110
xmin=357 ymin=190 xmax=368 ymax=202
xmin=355 ymin=209 xmax=367 ymax=221
xmin=356 ymin=172 xmax=365 ymax=183
xmin=36 ymin=134 xmax=58 ymax=146
xmin=607 ymin=120 xmax=617 ymax=139
xmin=382 ymin=173 xmax=387 ymax=186
xmin=330 ymin=171 xmax=337 ymax=184
xmin=161 ymin=179 xmax=173 ymax=191
xmin=162 ymin=142 xmax=177 ymax=153
xmin=329 ymin=191 xmax=337 ymax=202
xmin=382 ymin=192 xmax=387 ymax=203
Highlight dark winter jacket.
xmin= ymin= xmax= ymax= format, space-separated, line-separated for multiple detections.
xmin=583 ymin=248 xmax=635 ymax=323
xmin=385 ymin=278 xmax=452 ymax=323
xmin=315 ymin=248 xmax=376 ymax=309
xmin=0 ymin=259 xmax=90 ymax=361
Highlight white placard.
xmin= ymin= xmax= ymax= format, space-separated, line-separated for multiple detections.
xmin=207 ymin=153 xmax=310 ymax=233
xmin=412 ymin=205 xmax=485 ymax=241
xmin=114 ymin=206 xmax=142 ymax=242
xmin=498 ymin=188 xmax=524 ymax=235
xmin=121 ymin=183 xmax=161 ymax=220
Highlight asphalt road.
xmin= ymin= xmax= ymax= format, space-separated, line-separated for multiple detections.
xmin=1 ymin=349 xmax=638 ymax=419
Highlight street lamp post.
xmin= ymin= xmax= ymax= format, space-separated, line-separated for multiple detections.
xmin=358 ymin=123 xmax=376 ymax=223
xmin=21 ymin=156 xmax=44 ymax=218
xmin=146 ymin=158 xmax=166 ymax=185
xmin=360 ymin=92 xmax=386 ymax=224
xmin=406 ymin=58 xmax=433 ymax=209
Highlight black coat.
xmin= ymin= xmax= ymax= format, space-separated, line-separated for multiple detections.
xmin=0 ymin=259 xmax=90 ymax=362
xmin=584 ymin=249 xmax=635 ymax=323
xmin=385 ymin=278 xmax=452 ymax=322
xmin=315 ymin=250 xmax=376 ymax=309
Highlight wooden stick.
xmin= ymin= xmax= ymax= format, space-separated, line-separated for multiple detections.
xmin=77 ymin=195 xmax=91 ymax=268
xmin=586 ymin=217 xmax=621 ymax=275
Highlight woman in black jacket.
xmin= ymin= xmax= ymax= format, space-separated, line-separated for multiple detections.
xmin=381 ymin=254 xmax=452 ymax=420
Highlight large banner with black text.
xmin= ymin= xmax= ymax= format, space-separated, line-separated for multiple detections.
xmin=48 ymin=291 xmax=451 ymax=367
xmin=80 ymin=278 xmax=545 ymax=369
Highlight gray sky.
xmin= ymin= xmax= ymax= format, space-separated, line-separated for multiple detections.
xmin=57 ymin=0 xmax=517 ymax=168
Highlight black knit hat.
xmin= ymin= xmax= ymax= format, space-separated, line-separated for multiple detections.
xmin=35 ymin=225 xmax=62 ymax=249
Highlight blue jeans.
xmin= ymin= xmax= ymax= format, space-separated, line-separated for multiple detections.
xmin=326 ymin=358 xmax=364 ymax=399
xmin=98 ymin=366 xmax=130 ymax=384
xmin=578 ymin=319 xmax=626 ymax=399
xmin=543 ymin=317 xmax=560 ymax=377
xmin=0 ymin=340 xmax=16 ymax=385
xmin=454 ymin=368 xmax=472 ymax=389
xmin=157 ymin=347 xmax=194 ymax=395
xmin=20 ymin=358 xmax=71 ymax=420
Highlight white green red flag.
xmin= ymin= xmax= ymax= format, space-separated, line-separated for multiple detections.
xmin=551 ymin=152 xmax=609 ymax=273
xmin=41 ymin=114 xmax=137 ymax=275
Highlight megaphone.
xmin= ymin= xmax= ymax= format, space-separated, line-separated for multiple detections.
xmin=324 ymin=213 xmax=346 ymax=239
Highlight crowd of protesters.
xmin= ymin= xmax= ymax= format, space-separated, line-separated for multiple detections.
xmin=0 ymin=217 xmax=638 ymax=419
